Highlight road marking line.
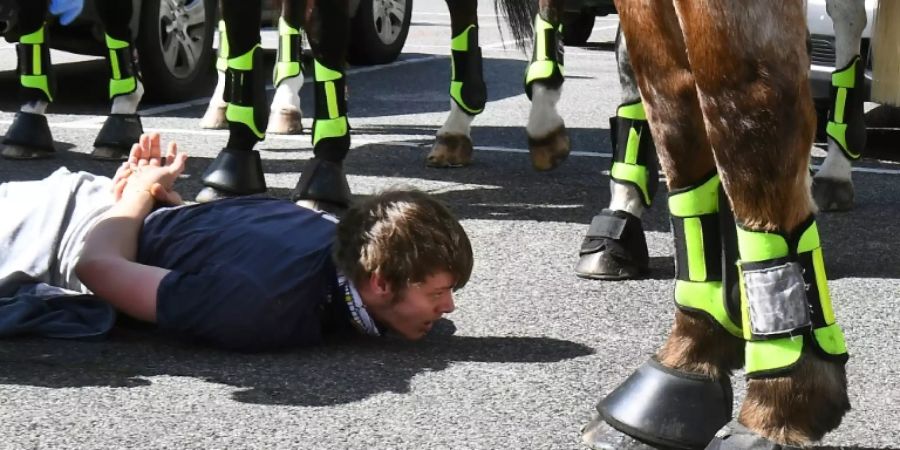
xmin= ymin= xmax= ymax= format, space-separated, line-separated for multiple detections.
xmin=2 ymin=117 xmax=898 ymax=175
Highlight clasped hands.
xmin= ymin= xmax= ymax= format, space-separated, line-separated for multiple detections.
xmin=111 ymin=133 xmax=188 ymax=206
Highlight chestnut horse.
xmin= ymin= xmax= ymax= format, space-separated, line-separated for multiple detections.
xmin=502 ymin=0 xmax=853 ymax=448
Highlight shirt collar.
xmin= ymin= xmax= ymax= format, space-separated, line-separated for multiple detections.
xmin=337 ymin=274 xmax=381 ymax=336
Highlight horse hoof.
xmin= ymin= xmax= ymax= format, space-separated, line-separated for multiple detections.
xmin=581 ymin=416 xmax=658 ymax=450
xmin=266 ymin=108 xmax=303 ymax=135
xmin=705 ymin=421 xmax=794 ymax=450
xmin=426 ymin=134 xmax=473 ymax=168
xmin=812 ymin=177 xmax=854 ymax=212
xmin=90 ymin=146 xmax=129 ymax=161
xmin=575 ymin=210 xmax=649 ymax=280
xmin=199 ymin=104 xmax=228 ymax=129
xmin=195 ymin=186 xmax=237 ymax=203
xmin=0 ymin=144 xmax=54 ymax=160
xmin=528 ymin=125 xmax=570 ymax=171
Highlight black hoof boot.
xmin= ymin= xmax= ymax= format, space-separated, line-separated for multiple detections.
xmin=1 ymin=111 xmax=55 ymax=159
xmin=196 ymin=148 xmax=267 ymax=203
xmin=812 ymin=177 xmax=854 ymax=212
xmin=584 ymin=358 xmax=732 ymax=450
xmin=575 ymin=209 xmax=649 ymax=280
xmin=291 ymin=158 xmax=352 ymax=216
xmin=92 ymin=114 xmax=143 ymax=160
xmin=705 ymin=422 xmax=799 ymax=450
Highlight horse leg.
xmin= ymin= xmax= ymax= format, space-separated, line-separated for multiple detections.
xmin=523 ymin=0 xmax=569 ymax=171
xmin=583 ymin=1 xmax=744 ymax=448
xmin=291 ymin=0 xmax=352 ymax=212
xmin=812 ymin=0 xmax=867 ymax=211
xmin=91 ymin=0 xmax=144 ymax=160
xmin=267 ymin=0 xmax=305 ymax=135
xmin=199 ymin=0 xmax=228 ymax=129
xmin=575 ymin=30 xmax=656 ymax=280
xmin=196 ymin=0 xmax=269 ymax=202
xmin=426 ymin=0 xmax=485 ymax=168
xmin=669 ymin=1 xmax=849 ymax=446
xmin=1 ymin=0 xmax=55 ymax=159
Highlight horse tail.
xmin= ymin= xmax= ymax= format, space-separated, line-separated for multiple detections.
xmin=494 ymin=0 xmax=538 ymax=50
xmin=871 ymin=0 xmax=900 ymax=106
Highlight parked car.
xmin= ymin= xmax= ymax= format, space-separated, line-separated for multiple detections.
xmin=0 ymin=0 xmax=412 ymax=102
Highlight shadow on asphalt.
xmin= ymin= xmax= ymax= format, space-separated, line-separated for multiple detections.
xmin=0 ymin=320 xmax=595 ymax=407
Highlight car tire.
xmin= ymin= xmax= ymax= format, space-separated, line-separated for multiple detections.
xmin=562 ymin=11 xmax=595 ymax=46
xmin=348 ymin=0 xmax=413 ymax=65
xmin=136 ymin=0 xmax=216 ymax=102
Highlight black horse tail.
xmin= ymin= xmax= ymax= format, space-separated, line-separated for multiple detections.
xmin=494 ymin=0 xmax=538 ymax=51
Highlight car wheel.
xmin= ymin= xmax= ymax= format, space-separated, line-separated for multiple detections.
xmin=137 ymin=0 xmax=216 ymax=102
xmin=348 ymin=0 xmax=413 ymax=65
xmin=562 ymin=11 xmax=595 ymax=46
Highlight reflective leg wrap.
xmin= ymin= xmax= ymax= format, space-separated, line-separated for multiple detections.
xmin=596 ymin=358 xmax=733 ymax=449
xmin=737 ymin=216 xmax=849 ymax=378
xmin=312 ymin=59 xmax=350 ymax=163
xmin=575 ymin=209 xmax=649 ymax=279
xmin=524 ymin=14 xmax=563 ymax=100
xmin=449 ymin=24 xmax=487 ymax=115
xmin=16 ymin=24 xmax=54 ymax=103
xmin=225 ymin=45 xmax=268 ymax=144
xmin=104 ymin=34 xmax=139 ymax=99
xmin=826 ymin=55 xmax=866 ymax=161
xmin=92 ymin=114 xmax=143 ymax=160
xmin=669 ymin=173 xmax=743 ymax=337
xmin=1 ymin=111 xmax=55 ymax=158
xmin=200 ymin=147 xmax=267 ymax=195
xmin=216 ymin=20 xmax=229 ymax=72
xmin=609 ymin=101 xmax=658 ymax=208
xmin=274 ymin=17 xmax=303 ymax=87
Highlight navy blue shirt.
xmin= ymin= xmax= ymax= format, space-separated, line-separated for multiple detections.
xmin=137 ymin=196 xmax=357 ymax=351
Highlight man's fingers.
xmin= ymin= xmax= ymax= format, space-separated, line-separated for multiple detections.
xmin=167 ymin=152 xmax=188 ymax=175
xmin=138 ymin=134 xmax=151 ymax=166
xmin=149 ymin=133 xmax=162 ymax=164
xmin=128 ymin=143 xmax=141 ymax=167
xmin=165 ymin=142 xmax=178 ymax=166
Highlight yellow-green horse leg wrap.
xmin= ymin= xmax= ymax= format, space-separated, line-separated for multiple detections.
xmin=105 ymin=34 xmax=138 ymax=99
xmin=524 ymin=13 xmax=563 ymax=100
xmin=274 ymin=17 xmax=303 ymax=87
xmin=449 ymin=24 xmax=486 ymax=115
xmin=610 ymin=101 xmax=658 ymax=207
xmin=669 ymin=173 xmax=742 ymax=337
xmin=16 ymin=24 xmax=54 ymax=102
xmin=225 ymin=45 xmax=267 ymax=139
xmin=216 ymin=20 xmax=229 ymax=72
xmin=826 ymin=55 xmax=866 ymax=161
xmin=738 ymin=217 xmax=848 ymax=378
xmin=312 ymin=59 xmax=349 ymax=157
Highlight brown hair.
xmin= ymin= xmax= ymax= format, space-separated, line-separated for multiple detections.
xmin=333 ymin=189 xmax=473 ymax=291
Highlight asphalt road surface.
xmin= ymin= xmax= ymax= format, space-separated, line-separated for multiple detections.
xmin=2 ymin=2 xmax=899 ymax=449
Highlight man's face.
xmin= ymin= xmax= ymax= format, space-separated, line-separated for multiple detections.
xmin=382 ymin=271 xmax=457 ymax=340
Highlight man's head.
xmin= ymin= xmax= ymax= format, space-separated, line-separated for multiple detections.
xmin=333 ymin=189 xmax=473 ymax=339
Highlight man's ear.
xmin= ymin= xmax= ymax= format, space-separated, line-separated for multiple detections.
xmin=368 ymin=272 xmax=392 ymax=298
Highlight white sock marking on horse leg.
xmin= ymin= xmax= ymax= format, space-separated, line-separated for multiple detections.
xmin=608 ymin=180 xmax=646 ymax=218
xmin=437 ymin=101 xmax=474 ymax=138
xmin=110 ymin=80 xmax=144 ymax=115
xmin=271 ymin=75 xmax=304 ymax=114
xmin=20 ymin=100 xmax=48 ymax=115
xmin=526 ymin=84 xmax=564 ymax=138
xmin=819 ymin=0 xmax=866 ymax=182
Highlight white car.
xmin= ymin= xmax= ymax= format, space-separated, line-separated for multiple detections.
xmin=807 ymin=0 xmax=877 ymax=101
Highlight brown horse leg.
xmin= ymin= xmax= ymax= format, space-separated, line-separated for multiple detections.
xmin=582 ymin=1 xmax=743 ymax=448
xmin=426 ymin=0 xmax=483 ymax=168
xmin=675 ymin=0 xmax=849 ymax=445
